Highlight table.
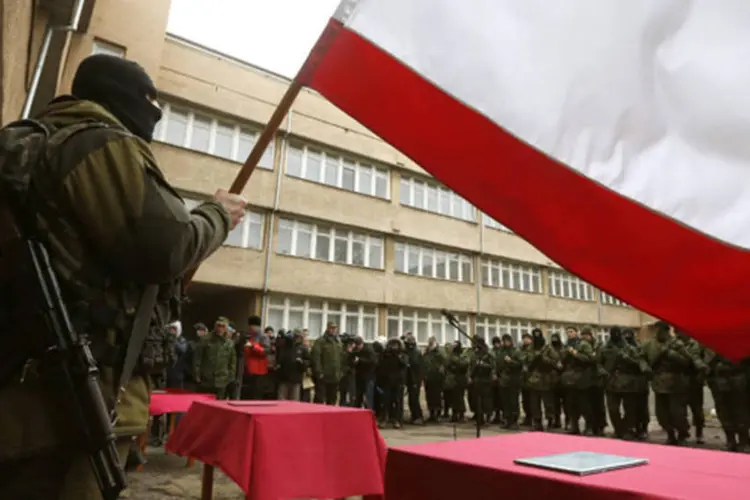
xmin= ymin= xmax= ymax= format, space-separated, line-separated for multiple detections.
xmin=139 ymin=391 xmax=216 ymax=469
xmin=385 ymin=432 xmax=750 ymax=500
xmin=166 ymin=400 xmax=386 ymax=500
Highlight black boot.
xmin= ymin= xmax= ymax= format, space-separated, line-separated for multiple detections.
xmin=666 ymin=430 xmax=678 ymax=445
xmin=725 ymin=431 xmax=739 ymax=452
xmin=738 ymin=431 xmax=749 ymax=452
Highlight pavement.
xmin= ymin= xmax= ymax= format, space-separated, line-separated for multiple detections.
xmin=124 ymin=415 xmax=731 ymax=499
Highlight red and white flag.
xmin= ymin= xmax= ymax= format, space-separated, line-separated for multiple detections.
xmin=298 ymin=0 xmax=750 ymax=359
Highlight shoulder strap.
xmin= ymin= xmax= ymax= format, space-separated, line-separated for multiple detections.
xmin=117 ymin=284 xmax=159 ymax=397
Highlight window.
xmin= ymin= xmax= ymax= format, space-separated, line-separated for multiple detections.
xmin=387 ymin=308 xmax=468 ymax=345
xmin=284 ymin=142 xmax=390 ymax=199
xmin=482 ymin=213 xmax=513 ymax=233
xmin=91 ymin=40 xmax=125 ymax=57
xmin=275 ymin=218 xmax=384 ymax=269
xmin=548 ymin=271 xmax=595 ymax=301
xmin=480 ymin=259 xmax=542 ymax=293
xmin=268 ymin=296 xmax=378 ymax=341
xmin=400 ymin=175 xmax=476 ymax=222
xmin=154 ymin=103 xmax=274 ymax=169
xmin=395 ymin=242 xmax=473 ymax=283
xmin=476 ymin=316 xmax=539 ymax=345
xmin=184 ymin=198 xmax=264 ymax=249
xmin=600 ymin=291 xmax=629 ymax=307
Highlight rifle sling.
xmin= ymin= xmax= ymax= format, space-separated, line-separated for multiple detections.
xmin=117 ymin=284 xmax=159 ymax=396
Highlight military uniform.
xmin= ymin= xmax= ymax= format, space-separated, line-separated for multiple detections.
xmin=683 ymin=337 xmax=707 ymax=443
xmin=519 ymin=336 xmax=534 ymax=426
xmin=643 ymin=332 xmax=693 ymax=444
xmin=524 ymin=336 xmax=561 ymax=431
xmin=442 ymin=343 xmax=454 ymax=419
xmin=560 ymin=336 xmax=596 ymax=434
xmin=491 ymin=339 xmax=504 ymax=423
xmin=0 ymin=57 xmax=230 ymax=499
xmin=423 ymin=343 xmax=446 ymax=422
xmin=705 ymin=350 xmax=749 ymax=451
xmin=495 ymin=337 xmax=522 ymax=428
xmin=404 ymin=338 xmax=425 ymax=423
xmin=311 ymin=333 xmax=343 ymax=405
xmin=549 ymin=335 xmax=566 ymax=429
xmin=445 ymin=345 xmax=470 ymax=422
xmin=469 ymin=343 xmax=495 ymax=426
xmin=601 ymin=333 xmax=647 ymax=438
xmin=379 ymin=339 xmax=408 ymax=427
xmin=194 ymin=330 xmax=237 ymax=399
xmin=589 ymin=337 xmax=608 ymax=436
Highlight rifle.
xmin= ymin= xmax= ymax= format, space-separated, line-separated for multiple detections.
xmin=1 ymin=208 xmax=125 ymax=500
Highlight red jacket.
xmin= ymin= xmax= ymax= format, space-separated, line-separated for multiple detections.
xmin=244 ymin=340 xmax=268 ymax=375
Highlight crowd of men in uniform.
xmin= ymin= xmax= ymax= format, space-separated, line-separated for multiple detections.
xmin=162 ymin=316 xmax=750 ymax=453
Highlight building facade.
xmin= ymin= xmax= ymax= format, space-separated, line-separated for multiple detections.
xmin=0 ymin=0 xmax=653 ymax=343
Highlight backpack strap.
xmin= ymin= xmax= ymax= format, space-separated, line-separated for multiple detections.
xmin=117 ymin=284 xmax=159 ymax=400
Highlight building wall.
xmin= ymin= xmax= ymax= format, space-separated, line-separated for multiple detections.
xmin=0 ymin=0 xmax=655 ymax=342
xmin=0 ymin=0 xmax=37 ymax=124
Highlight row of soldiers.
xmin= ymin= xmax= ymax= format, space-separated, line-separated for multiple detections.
xmin=407 ymin=322 xmax=748 ymax=452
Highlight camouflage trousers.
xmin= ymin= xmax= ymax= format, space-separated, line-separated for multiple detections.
xmin=712 ymin=388 xmax=750 ymax=433
xmin=654 ymin=392 xmax=689 ymax=435
xmin=0 ymin=439 xmax=133 ymax=499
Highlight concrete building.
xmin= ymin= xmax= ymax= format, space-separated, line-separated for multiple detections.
xmin=1 ymin=0 xmax=653 ymax=342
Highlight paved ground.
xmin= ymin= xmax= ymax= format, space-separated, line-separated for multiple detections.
xmin=125 ymin=415 xmax=730 ymax=499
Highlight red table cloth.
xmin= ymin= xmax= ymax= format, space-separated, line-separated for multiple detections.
xmin=386 ymin=432 xmax=750 ymax=500
xmin=149 ymin=392 xmax=216 ymax=416
xmin=166 ymin=400 xmax=386 ymax=500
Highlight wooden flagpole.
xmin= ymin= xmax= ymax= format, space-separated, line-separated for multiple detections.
xmin=183 ymin=79 xmax=303 ymax=287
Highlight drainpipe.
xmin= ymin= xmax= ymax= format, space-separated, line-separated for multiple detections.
xmin=22 ymin=0 xmax=87 ymax=119
xmin=260 ymin=110 xmax=293 ymax=319
xmin=476 ymin=212 xmax=484 ymax=318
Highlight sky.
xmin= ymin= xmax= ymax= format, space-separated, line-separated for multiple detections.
xmin=167 ymin=0 xmax=341 ymax=78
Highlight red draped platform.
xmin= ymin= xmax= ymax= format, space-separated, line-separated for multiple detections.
xmin=149 ymin=391 xmax=216 ymax=416
xmin=385 ymin=432 xmax=750 ymax=500
xmin=166 ymin=400 xmax=386 ymax=500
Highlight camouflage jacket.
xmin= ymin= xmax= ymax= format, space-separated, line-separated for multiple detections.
xmin=422 ymin=346 xmax=446 ymax=383
xmin=0 ymin=98 xmax=229 ymax=460
xmin=523 ymin=345 xmax=561 ymax=391
xmin=560 ymin=339 xmax=596 ymax=389
xmin=601 ymin=341 xmax=647 ymax=393
xmin=311 ymin=334 xmax=343 ymax=383
xmin=643 ymin=337 xmax=692 ymax=394
xmin=194 ymin=333 xmax=237 ymax=389
xmin=445 ymin=350 xmax=470 ymax=389
xmin=470 ymin=348 xmax=495 ymax=383
xmin=704 ymin=349 xmax=747 ymax=393
xmin=494 ymin=346 xmax=523 ymax=388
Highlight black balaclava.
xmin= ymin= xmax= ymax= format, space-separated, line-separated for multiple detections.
xmin=610 ymin=326 xmax=623 ymax=345
xmin=655 ymin=321 xmax=671 ymax=342
xmin=72 ymin=55 xmax=162 ymax=142
xmin=532 ymin=328 xmax=545 ymax=349
xmin=550 ymin=333 xmax=562 ymax=348
xmin=502 ymin=334 xmax=513 ymax=348
xmin=623 ymin=328 xmax=637 ymax=346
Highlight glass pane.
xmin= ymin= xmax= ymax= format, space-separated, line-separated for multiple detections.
xmin=421 ymin=250 xmax=433 ymax=277
xmin=414 ymin=182 xmax=425 ymax=208
xmin=501 ymin=267 xmax=510 ymax=288
xmin=402 ymin=319 xmax=414 ymax=337
xmin=342 ymin=162 xmax=356 ymax=190
xmin=307 ymin=300 xmax=323 ymax=311
xmin=324 ymin=155 xmax=339 ymax=186
xmin=363 ymin=306 xmax=376 ymax=315
xmin=246 ymin=215 xmax=263 ymax=248
xmin=358 ymin=165 xmax=372 ymax=195
xmin=426 ymin=186 xmax=438 ymax=212
xmin=532 ymin=274 xmax=541 ymax=293
xmin=259 ymin=141 xmax=275 ymax=170
xmin=368 ymin=240 xmax=383 ymax=269
xmin=345 ymin=314 xmax=359 ymax=334
xmin=224 ymin=221 xmax=245 ymax=247
xmin=387 ymin=319 xmax=399 ymax=337
xmin=277 ymin=221 xmax=293 ymax=254
xmin=307 ymin=311 xmax=323 ymax=339
xmin=214 ymin=123 xmax=234 ymax=160
xmin=190 ymin=115 xmax=211 ymax=152
xmin=363 ymin=316 xmax=376 ymax=341
xmin=268 ymin=308 xmax=284 ymax=331
xmin=492 ymin=266 xmax=501 ymax=288
xmin=512 ymin=267 xmax=521 ymax=289
xmin=461 ymin=260 xmax=472 ymax=283
xmin=400 ymin=177 xmax=411 ymax=204
xmin=449 ymin=255 xmax=459 ymax=281
xmin=289 ymin=298 xmax=305 ymax=308
xmin=481 ymin=264 xmax=490 ymax=286
xmin=395 ymin=243 xmax=405 ymax=272
xmin=417 ymin=321 xmax=429 ymax=344
xmin=408 ymin=247 xmax=420 ymax=275
xmin=165 ymin=109 xmax=188 ymax=146
xmin=289 ymin=310 xmax=304 ymax=330
xmin=375 ymin=172 xmax=388 ymax=199
xmin=334 ymin=237 xmax=348 ymax=263
xmin=579 ymin=283 xmax=587 ymax=300
xmin=306 ymin=149 xmax=322 ymax=182
xmin=523 ymin=272 xmax=531 ymax=291
xmin=315 ymin=230 xmax=331 ymax=261
xmin=439 ymin=189 xmax=450 ymax=214
xmin=295 ymin=224 xmax=312 ymax=258
xmin=238 ymin=131 xmax=255 ymax=163
xmin=450 ymin=194 xmax=461 ymax=218
xmin=435 ymin=251 xmax=447 ymax=279
xmin=286 ymin=144 xmax=303 ymax=177
xmin=351 ymin=235 xmax=365 ymax=266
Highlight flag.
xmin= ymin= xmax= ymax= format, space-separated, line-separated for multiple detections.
xmin=298 ymin=0 xmax=750 ymax=360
